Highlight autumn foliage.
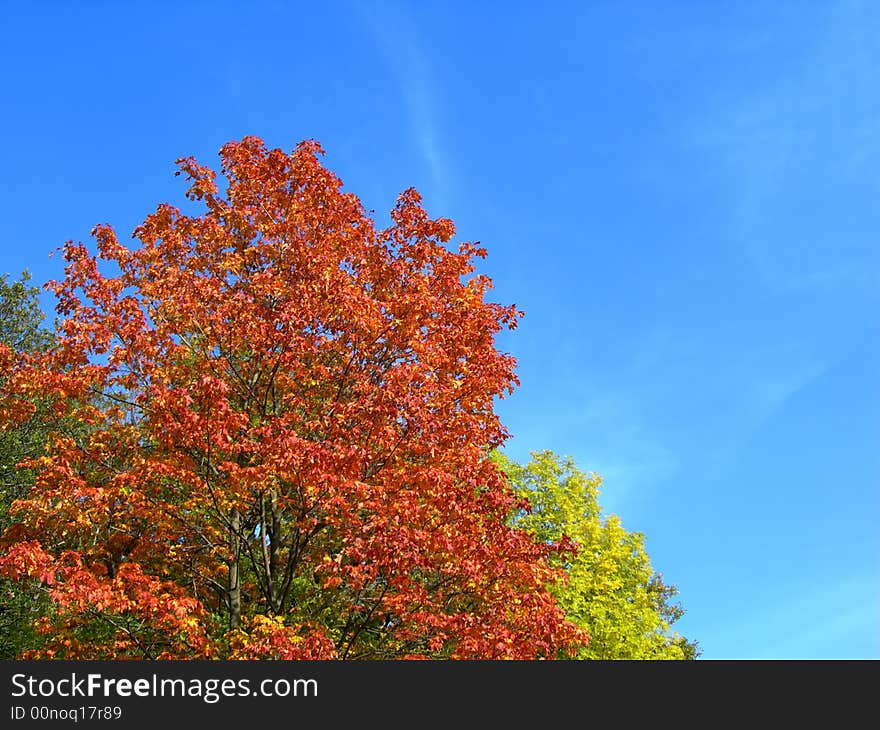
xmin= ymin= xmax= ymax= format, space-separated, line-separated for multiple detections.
xmin=0 ymin=137 xmax=586 ymax=659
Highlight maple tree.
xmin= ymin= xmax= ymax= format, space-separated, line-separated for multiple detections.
xmin=496 ymin=450 xmax=699 ymax=659
xmin=0 ymin=137 xmax=587 ymax=659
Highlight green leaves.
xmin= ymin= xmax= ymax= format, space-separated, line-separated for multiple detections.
xmin=0 ymin=271 xmax=52 ymax=354
xmin=0 ymin=272 xmax=53 ymax=658
xmin=496 ymin=449 xmax=700 ymax=659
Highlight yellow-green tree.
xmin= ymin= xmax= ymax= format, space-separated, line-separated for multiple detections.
xmin=495 ymin=450 xmax=699 ymax=659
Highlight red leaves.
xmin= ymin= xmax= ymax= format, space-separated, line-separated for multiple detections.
xmin=0 ymin=541 xmax=56 ymax=585
xmin=0 ymin=136 xmax=586 ymax=659
xmin=6 ymin=546 xmax=212 ymax=659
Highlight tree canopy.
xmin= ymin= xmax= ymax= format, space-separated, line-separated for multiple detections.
xmin=0 ymin=137 xmax=696 ymax=660
xmin=0 ymin=138 xmax=586 ymax=659
xmin=496 ymin=450 xmax=699 ymax=659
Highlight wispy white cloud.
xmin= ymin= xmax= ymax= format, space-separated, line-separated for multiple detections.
xmin=687 ymin=0 xmax=880 ymax=294
xmin=700 ymin=569 xmax=880 ymax=658
xmin=588 ymin=438 xmax=679 ymax=517
xmin=526 ymin=326 xmax=828 ymax=516
xmin=502 ymin=377 xmax=681 ymax=520
xmin=353 ymin=2 xmax=450 ymax=203
xmin=741 ymin=360 xmax=827 ymax=427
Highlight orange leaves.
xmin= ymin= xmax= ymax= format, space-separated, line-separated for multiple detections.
xmin=0 ymin=541 xmax=56 ymax=585
xmin=4 ymin=546 xmax=213 ymax=659
xmin=174 ymin=155 xmax=219 ymax=204
xmin=0 ymin=135 xmax=586 ymax=659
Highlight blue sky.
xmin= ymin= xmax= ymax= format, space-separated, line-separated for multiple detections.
xmin=1 ymin=1 xmax=877 ymax=659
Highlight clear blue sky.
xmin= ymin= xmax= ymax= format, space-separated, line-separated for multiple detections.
xmin=1 ymin=1 xmax=877 ymax=659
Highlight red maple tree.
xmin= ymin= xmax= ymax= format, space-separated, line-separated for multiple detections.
xmin=0 ymin=137 xmax=586 ymax=659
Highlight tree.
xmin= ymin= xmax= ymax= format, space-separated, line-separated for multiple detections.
xmin=0 ymin=271 xmax=53 ymax=529
xmin=0 ymin=137 xmax=586 ymax=659
xmin=495 ymin=450 xmax=699 ymax=659
xmin=0 ymin=272 xmax=53 ymax=657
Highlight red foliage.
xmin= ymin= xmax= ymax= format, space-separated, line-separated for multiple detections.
xmin=0 ymin=137 xmax=586 ymax=659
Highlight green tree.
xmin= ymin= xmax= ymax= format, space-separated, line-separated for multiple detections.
xmin=0 ymin=271 xmax=53 ymax=657
xmin=495 ymin=449 xmax=700 ymax=659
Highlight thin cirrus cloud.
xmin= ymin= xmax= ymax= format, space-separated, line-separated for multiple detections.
xmin=686 ymin=1 xmax=880 ymax=295
xmin=353 ymin=1 xmax=451 ymax=206
xmin=703 ymin=569 xmax=880 ymax=659
xmin=499 ymin=313 xmax=827 ymax=525
xmin=499 ymin=364 xmax=681 ymax=520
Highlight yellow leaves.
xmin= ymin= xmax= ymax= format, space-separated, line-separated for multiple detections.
xmin=500 ymin=450 xmax=694 ymax=659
